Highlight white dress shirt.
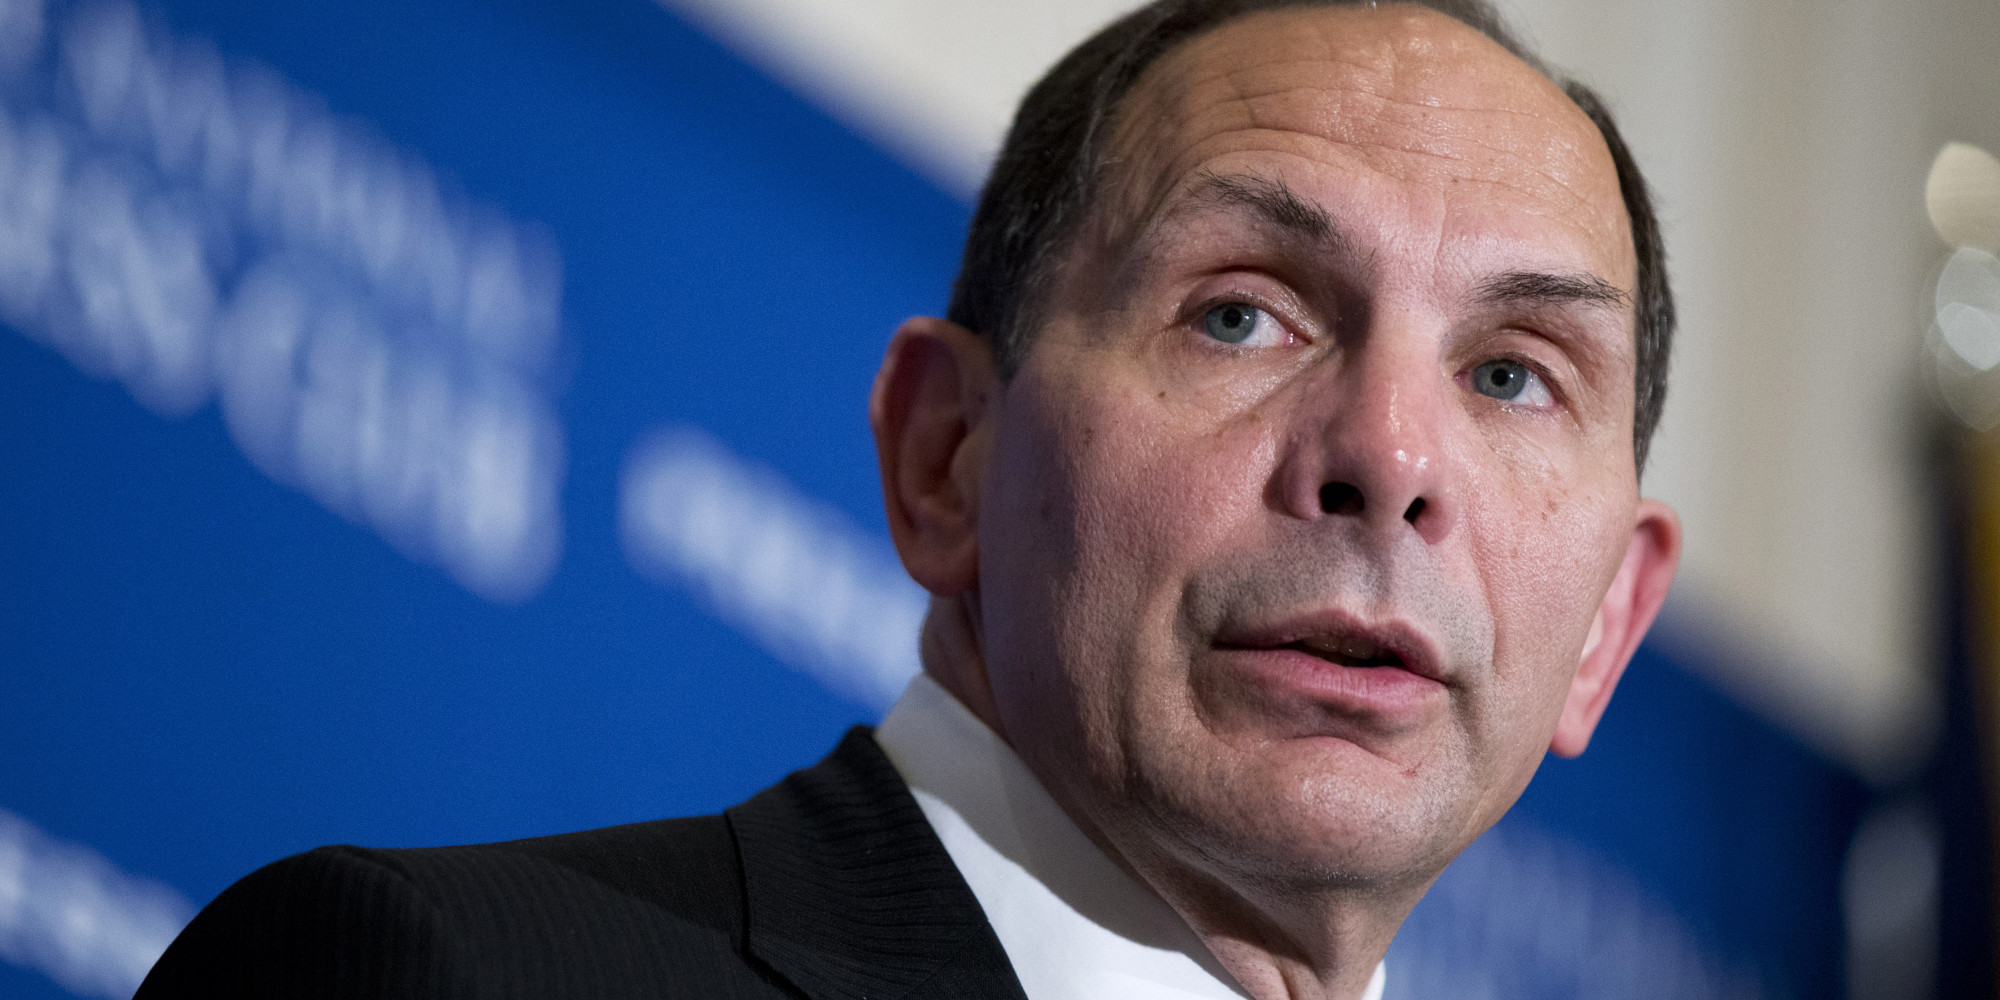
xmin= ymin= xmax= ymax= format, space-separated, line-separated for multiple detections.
xmin=874 ymin=674 xmax=1387 ymax=1000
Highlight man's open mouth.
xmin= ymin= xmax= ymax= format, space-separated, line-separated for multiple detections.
xmin=1281 ymin=635 xmax=1405 ymax=669
xmin=1214 ymin=614 xmax=1446 ymax=685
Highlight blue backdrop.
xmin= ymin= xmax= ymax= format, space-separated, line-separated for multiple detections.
xmin=0 ymin=1 xmax=1886 ymax=997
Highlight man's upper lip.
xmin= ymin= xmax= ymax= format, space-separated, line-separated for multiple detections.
xmin=1216 ymin=611 xmax=1447 ymax=684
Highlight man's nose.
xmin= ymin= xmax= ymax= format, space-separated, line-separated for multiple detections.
xmin=1277 ymin=335 xmax=1456 ymax=546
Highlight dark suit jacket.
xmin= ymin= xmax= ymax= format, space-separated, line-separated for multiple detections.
xmin=136 ymin=727 xmax=1029 ymax=1000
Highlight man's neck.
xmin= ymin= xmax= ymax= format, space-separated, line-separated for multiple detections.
xmin=916 ymin=598 xmax=1403 ymax=1000
xmin=919 ymin=595 xmax=1008 ymax=736
xmin=1113 ymin=845 xmax=1411 ymax=1000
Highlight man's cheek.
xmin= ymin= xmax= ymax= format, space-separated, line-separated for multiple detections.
xmin=1465 ymin=505 xmax=1597 ymax=691
xmin=1071 ymin=416 xmax=1255 ymax=556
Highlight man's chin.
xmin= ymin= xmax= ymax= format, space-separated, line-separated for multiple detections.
xmin=1134 ymin=737 xmax=1468 ymax=892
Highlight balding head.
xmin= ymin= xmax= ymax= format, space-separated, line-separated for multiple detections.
xmin=870 ymin=5 xmax=1682 ymax=997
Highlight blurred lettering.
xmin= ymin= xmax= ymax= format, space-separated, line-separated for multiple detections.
xmin=0 ymin=809 xmax=192 ymax=1000
xmin=0 ymin=0 xmax=565 ymax=601
xmin=620 ymin=427 xmax=925 ymax=709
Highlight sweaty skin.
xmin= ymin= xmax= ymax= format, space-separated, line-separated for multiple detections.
xmin=870 ymin=6 xmax=1681 ymax=1000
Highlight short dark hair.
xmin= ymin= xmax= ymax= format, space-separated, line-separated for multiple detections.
xmin=945 ymin=0 xmax=1674 ymax=472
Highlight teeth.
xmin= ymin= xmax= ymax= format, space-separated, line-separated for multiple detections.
xmin=1300 ymin=634 xmax=1386 ymax=661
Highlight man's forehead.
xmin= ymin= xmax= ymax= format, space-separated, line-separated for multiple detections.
xmin=1097 ymin=4 xmax=1632 ymax=283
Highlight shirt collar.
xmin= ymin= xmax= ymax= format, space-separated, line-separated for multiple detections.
xmin=874 ymin=674 xmax=1385 ymax=1000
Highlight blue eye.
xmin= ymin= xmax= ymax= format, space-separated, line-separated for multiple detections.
xmin=1203 ymin=303 xmax=1271 ymax=345
xmin=1470 ymin=359 xmax=1554 ymax=407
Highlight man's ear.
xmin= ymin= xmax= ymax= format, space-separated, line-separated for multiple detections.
xmin=869 ymin=316 xmax=997 ymax=596
xmin=1549 ymin=499 xmax=1681 ymax=758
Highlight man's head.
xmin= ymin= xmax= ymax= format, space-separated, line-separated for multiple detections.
xmin=871 ymin=0 xmax=1681 ymax=979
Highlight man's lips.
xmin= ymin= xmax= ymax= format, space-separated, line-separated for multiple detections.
xmin=1210 ymin=613 xmax=1450 ymax=719
xmin=1216 ymin=612 xmax=1447 ymax=682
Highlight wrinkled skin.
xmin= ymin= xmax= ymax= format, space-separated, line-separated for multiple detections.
xmin=869 ymin=6 xmax=1681 ymax=999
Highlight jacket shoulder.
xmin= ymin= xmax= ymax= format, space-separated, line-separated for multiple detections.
xmin=140 ymin=815 xmax=792 ymax=1000
xmin=137 ymin=843 xmax=477 ymax=1000
xmin=404 ymin=812 xmax=746 ymax=946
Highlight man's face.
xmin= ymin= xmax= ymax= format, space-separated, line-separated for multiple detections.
xmin=974 ymin=6 xmax=1644 ymax=890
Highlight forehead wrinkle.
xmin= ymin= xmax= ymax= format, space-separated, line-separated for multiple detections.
xmin=1080 ymin=5 xmax=1631 ymax=313
xmin=1116 ymin=10 xmax=1618 ymax=218
xmin=1132 ymin=123 xmax=1612 ymax=270
xmin=1114 ymin=72 xmax=1612 ymax=237
xmin=1223 ymin=85 xmax=1605 ymax=219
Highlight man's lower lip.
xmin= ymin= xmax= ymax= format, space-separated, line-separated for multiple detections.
xmin=1219 ymin=647 xmax=1446 ymax=716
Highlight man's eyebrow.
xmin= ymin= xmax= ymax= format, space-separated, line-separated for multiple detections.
xmin=1153 ymin=172 xmax=1351 ymax=256
xmin=1477 ymin=271 xmax=1631 ymax=311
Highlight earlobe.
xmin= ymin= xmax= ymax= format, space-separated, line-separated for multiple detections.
xmin=869 ymin=316 xmax=997 ymax=597
xmin=1548 ymin=500 xmax=1681 ymax=758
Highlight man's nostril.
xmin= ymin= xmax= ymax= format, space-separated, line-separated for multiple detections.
xmin=1403 ymin=497 xmax=1426 ymax=523
xmin=1320 ymin=482 xmax=1364 ymax=516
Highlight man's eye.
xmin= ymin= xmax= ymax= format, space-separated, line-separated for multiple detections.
xmin=1201 ymin=303 xmax=1283 ymax=346
xmin=1470 ymin=359 xmax=1555 ymax=407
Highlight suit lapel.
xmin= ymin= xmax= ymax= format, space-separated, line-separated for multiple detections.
xmin=727 ymin=726 xmax=1029 ymax=1000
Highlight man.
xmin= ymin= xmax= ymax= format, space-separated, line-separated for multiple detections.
xmin=139 ymin=1 xmax=1679 ymax=998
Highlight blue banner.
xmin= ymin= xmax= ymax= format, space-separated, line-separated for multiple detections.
xmin=0 ymin=1 xmax=1873 ymax=997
